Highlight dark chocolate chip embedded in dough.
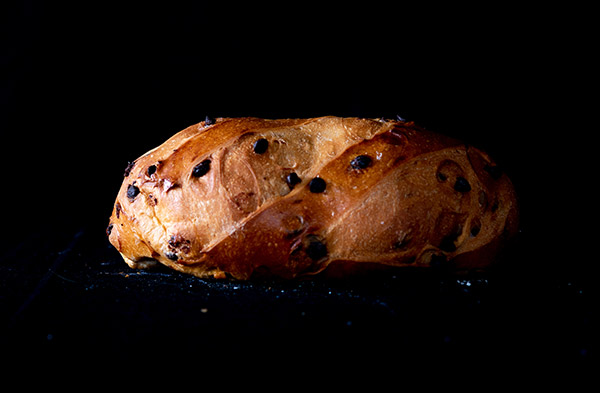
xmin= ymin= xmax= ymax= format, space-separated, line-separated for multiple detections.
xmin=439 ymin=233 xmax=459 ymax=252
xmin=192 ymin=159 xmax=211 ymax=178
xmin=350 ymin=155 xmax=372 ymax=170
xmin=306 ymin=239 xmax=328 ymax=261
xmin=127 ymin=184 xmax=140 ymax=200
xmin=147 ymin=165 xmax=157 ymax=176
xmin=309 ymin=177 xmax=326 ymax=193
xmin=286 ymin=172 xmax=302 ymax=189
xmin=253 ymin=138 xmax=269 ymax=154
xmin=454 ymin=177 xmax=471 ymax=193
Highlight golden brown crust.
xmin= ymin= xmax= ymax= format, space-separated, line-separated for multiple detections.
xmin=107 ymin=116 xmax=518 ymax=279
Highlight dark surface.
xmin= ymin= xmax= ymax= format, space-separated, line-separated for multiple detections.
xmin=1 ymin=1 xmax=594 ymax=380
xmin=1 ymin=224 xmax=595 ymax=380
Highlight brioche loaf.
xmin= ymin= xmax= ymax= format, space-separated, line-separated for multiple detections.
xmin=107 ymin=117 xmax=518 ymax=279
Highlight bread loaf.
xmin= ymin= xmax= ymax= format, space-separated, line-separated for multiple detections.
xmin=107 ymin=117 xmax=518 ymax=279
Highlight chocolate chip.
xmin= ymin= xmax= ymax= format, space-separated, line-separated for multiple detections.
xmin=439 ymin=233 xmax=459 ymax=252
xmin=350 ymin=155 xmax=372 ymax=170
xmin=306 ymin=239 xmax=328 ymax=261
xmin=147 ymin=165 xmax=157 ymax=176
xmin=127 ymin=184 xmax=140 ymax=201
xmin=470 ymin=225 xmax=481 ymax=237
xmin=484 ymin=164 xmax=503 ymax=180
xmin=192 ymin=159 xmax=211 ymax=178
xmin=253 ymin=138 xmax=269 ymax=154
xmin=123 ymin=161 xmax=135 ymax=177
xmin=106 ymin=224 xmax=113 ymax=236
xmin=165 ymin=252 xmax=179 ymax=261
xmin=286 ymin=172 xmax=302 ymax=189
xmin=309 ymin=177 xmax=326 ymax=193
xmin=454 ymin=177 xmax=471 ymax=193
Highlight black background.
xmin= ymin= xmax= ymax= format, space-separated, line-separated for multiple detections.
xmin=3 ymin=1 xmax=590 ymax=269
xmin=1 ymin=1 xmax=595 ymax=380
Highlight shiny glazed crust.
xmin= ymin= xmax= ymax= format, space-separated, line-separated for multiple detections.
xmin=107 ymin=117 xmax=519 ymax=279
